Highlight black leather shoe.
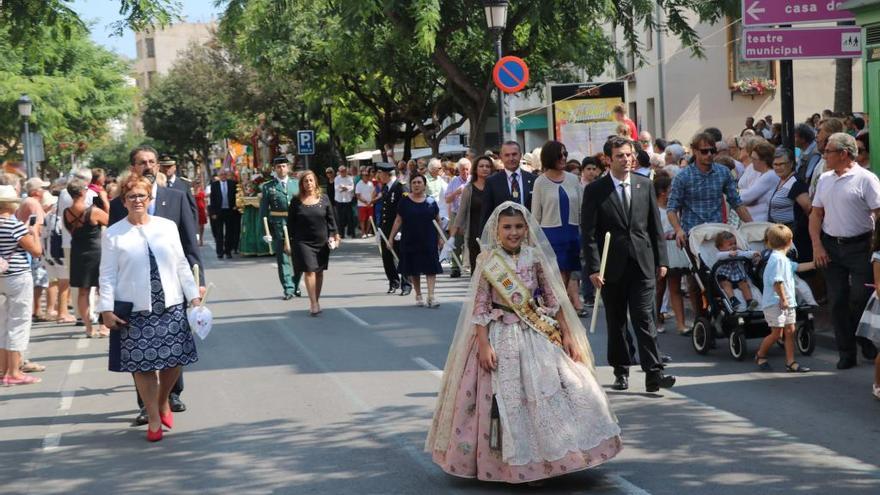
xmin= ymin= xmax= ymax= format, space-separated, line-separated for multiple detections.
xmin=293 ymin=288 xmax=302 ymax=298
xmin=283 ymin=293 xmax=294 ymax=300
xmin=400 ymin=287 xmax=412 ymax=296
xmin=862 ymin=344 xmax=878 ymax=361
xmin=612 ymin=376 xmax=629 ymax=390
xmin=837 ymin=357 xmax=857 ymax=370
xmin=169 ymin=394 xmax=187 ymax=413
xmin=387 ymin=283 xmax=399 ymax=294
xmin=450 ymin=270 xmax=461 ymax=279
xmin=133 ymin=407 xmax=148 ymax=426
xmin=646 ymin=372 xmax=676 ymax=393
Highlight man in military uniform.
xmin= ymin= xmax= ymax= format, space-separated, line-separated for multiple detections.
xmin=376 ymin=162 xmax=412 ymax=295
xmin=260 ymin=156 xmax=302 ymax=299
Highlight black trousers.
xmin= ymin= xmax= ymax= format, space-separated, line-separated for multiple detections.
xmin=602 ymin=261 xmax=663 ymax=377
xmin=214 ymin=209 xmax=240 ymax=256
xmin=822 ymin=235 xmax=877 ymax=359
xmin=335 ymin=202 xmax=356 ymax=238
xmin=381 ymin=235 xmax=411 ymax=289
xmin=135 ymin=372 xmax=184 ymax=409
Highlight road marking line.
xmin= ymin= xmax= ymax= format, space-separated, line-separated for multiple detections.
xmin=338 ymin=308 xmax=370 ymax=327
xmin=58 ymin=390 xmax=75 ymax=412
xmin=42 ymin=433 xmax=62 ymax=451
xmin=412 ymin=357 xmax=443 ymax=378
xmin=67 ymin=359 xmax=83 ymax=375
xmin=605 ymin=474 xmax=653 ymax=495
xmin=76 ymin=337 xmax=89 ymax=349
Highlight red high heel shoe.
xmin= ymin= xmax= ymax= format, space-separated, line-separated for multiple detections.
xmin=160 ymin=411 xmax=173 ymax=429
xmin=146 ymin=426 xmax=163 ymax=442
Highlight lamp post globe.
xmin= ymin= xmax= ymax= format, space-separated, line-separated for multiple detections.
xmin=483 ymin=0 xmax=508 ymax=31
xmin=17 ymin=94 xmax=33 ymax=118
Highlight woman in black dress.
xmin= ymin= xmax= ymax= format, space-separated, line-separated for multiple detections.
xmin=287 ymin=170 xmax=339 ymax=316
xmin=388 ymin=174 xmax=443 ymax=307
xmin=64 ymin=179 xmax=109 ymax=338
xmin=449 ymin=155 xmax=492 ymax=273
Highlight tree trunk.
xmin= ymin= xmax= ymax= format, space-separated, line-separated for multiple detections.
xmin=403 ymin=122 xmax=414 ymax=161
xmin=834 ymin=58 xmax=853 ymax=115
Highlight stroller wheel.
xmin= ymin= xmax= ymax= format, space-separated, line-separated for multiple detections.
xmin=692 ymin=317 xmax=713 ymax=355
xmin=729 ymin=331 xmax=747 ymax=361
xmin=796 ymin=322 xmax=815 ymax=356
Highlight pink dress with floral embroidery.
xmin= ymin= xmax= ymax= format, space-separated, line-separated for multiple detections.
xmin=432 ymin=248 xmax=622 ymax=483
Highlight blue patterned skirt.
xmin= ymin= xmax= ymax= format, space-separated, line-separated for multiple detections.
xmin=109 ymin=250 xmax=199 ymax=372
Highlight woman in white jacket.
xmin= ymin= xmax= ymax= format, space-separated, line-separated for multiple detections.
xmin=99 ymin=176 xmax=201 ymax=442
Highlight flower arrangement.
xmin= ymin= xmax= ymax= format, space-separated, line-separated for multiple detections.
xmin=731 ymin=78 xmax=777 ymax=95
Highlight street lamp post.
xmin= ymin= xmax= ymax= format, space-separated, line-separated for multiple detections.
xmin=17 ymin=94 xmax=34 ymax=178
xmin=484 ymin=0 xmax=508 ymax=148
xmin=322 ymin=96 xmax=337 ymax=163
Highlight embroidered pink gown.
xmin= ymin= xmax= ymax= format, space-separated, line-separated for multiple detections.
xmin=431 ymin=248 xmax=622 ymax=483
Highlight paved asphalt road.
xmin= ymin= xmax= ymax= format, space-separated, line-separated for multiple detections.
xmin=2 ymin=238 xmax=879 ymax=495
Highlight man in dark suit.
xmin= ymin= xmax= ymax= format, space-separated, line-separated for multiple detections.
xmin=376 ymin=163 xmax=412 ymax=295
xmin=480 ymin=141 xmax=535 ymax=229
xmin=110 ymin=145 xmax=206 ymax=424
xmin=209 ymin=169 xmax=240 ymax=258
xmin=582 ymin=136 xmax=675 ymax=393
xmin=158 ymin=154 xmax=198 ymax=225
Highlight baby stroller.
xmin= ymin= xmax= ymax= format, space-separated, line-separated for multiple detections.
xmin=685 ymin=223 xmax=814 ymax=360
xmin=738 ymin=222 xmax=816 ymax=356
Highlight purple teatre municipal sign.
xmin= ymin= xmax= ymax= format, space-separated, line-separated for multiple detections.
xmin=742 ymin=0 xmax=854 ymax=27
xmin=742 ymin=26 xmax=862 ymax=61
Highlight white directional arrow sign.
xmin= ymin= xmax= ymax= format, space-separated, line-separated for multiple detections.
xmin=746 ymin=1 xmax=766 ymax=21
xmin=742 ymin=0 xmax=854 ymax=27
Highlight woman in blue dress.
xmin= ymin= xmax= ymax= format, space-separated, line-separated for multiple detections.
xmin=99 ymin=176 xmax=201 ymax=442
xmin=388 ymin=174 xmax=443 ymax=308
xmin=531 ymin=141 xmax=583 ymax=308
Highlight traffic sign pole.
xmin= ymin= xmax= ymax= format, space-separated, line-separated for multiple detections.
xmin=781 ymin=57 xmax=795 ymax=155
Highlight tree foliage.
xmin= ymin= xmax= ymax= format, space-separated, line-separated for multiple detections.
xmin=0 ymin=24 xmax=135 ymax=167
xmin=215 ymin=1 xmax=737 ymax=153
xmin=0 ymin=0 xmax=180 ymax=46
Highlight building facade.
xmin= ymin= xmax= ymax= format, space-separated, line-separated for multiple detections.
xmin=133 ymin=22 xmax=216 ymax=91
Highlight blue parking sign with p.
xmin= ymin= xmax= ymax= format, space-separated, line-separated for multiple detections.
xmin=297 ymin=130 xmax=315 ymax=155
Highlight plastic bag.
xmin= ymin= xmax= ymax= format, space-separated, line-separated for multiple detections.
xmin=187 ymin=305 xmax=213 ymax=340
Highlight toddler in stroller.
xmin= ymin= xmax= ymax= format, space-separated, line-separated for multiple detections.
xmin=687 ymin=223 xmax=817 ymax=360
xmin=713 ymin=231 xmax=761 ymax=312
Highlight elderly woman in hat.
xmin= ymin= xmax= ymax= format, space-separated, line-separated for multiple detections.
xmin=0 ymin=184 xmax=44 ymax=385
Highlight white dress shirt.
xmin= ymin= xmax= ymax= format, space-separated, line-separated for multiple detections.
xmin=334 ymin=175 xmax=355 ymax=203
xmin=220 ymin=180 xmax=230 ymax=209
xmin=610 ymin=173 xmax=631 ymax=208
xmin=98 ymin=216 xmax=199 ymax=313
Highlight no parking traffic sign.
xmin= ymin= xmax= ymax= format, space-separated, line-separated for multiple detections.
xmin=493 ymin=56 xmax=529 ymax=94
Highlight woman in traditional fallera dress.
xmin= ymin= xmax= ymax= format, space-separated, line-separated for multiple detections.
xmin=426 ymin=202 xmax=621 ymax=484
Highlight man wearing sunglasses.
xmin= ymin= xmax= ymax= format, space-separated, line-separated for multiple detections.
xmin=667 ymin=132 xmax=753 ymax=319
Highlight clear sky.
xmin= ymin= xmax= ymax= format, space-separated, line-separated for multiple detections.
xmin=70 ymin=0 xmax=221 ymax=59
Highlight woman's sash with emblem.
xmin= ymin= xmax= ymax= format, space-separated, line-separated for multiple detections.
xmin=481 ymin=250 xmax=563 ymax=347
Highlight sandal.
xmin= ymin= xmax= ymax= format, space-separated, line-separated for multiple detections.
xmin=754 ymin=354 xmax=772 ymax=371
xmin=5 ymin=375 xmax=42 ymax=386
xmin=785 ymin=361 xmax=810 ymax=373
xmin=426 ymin=297 xmax=439 ymax=308
xmin=57 ymin=315 xmax=76 ymax=324
xmin=415 ymin=295 xmax=425 ymax=307
xmin=20 ymin=360 xmax=46 ymax=373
